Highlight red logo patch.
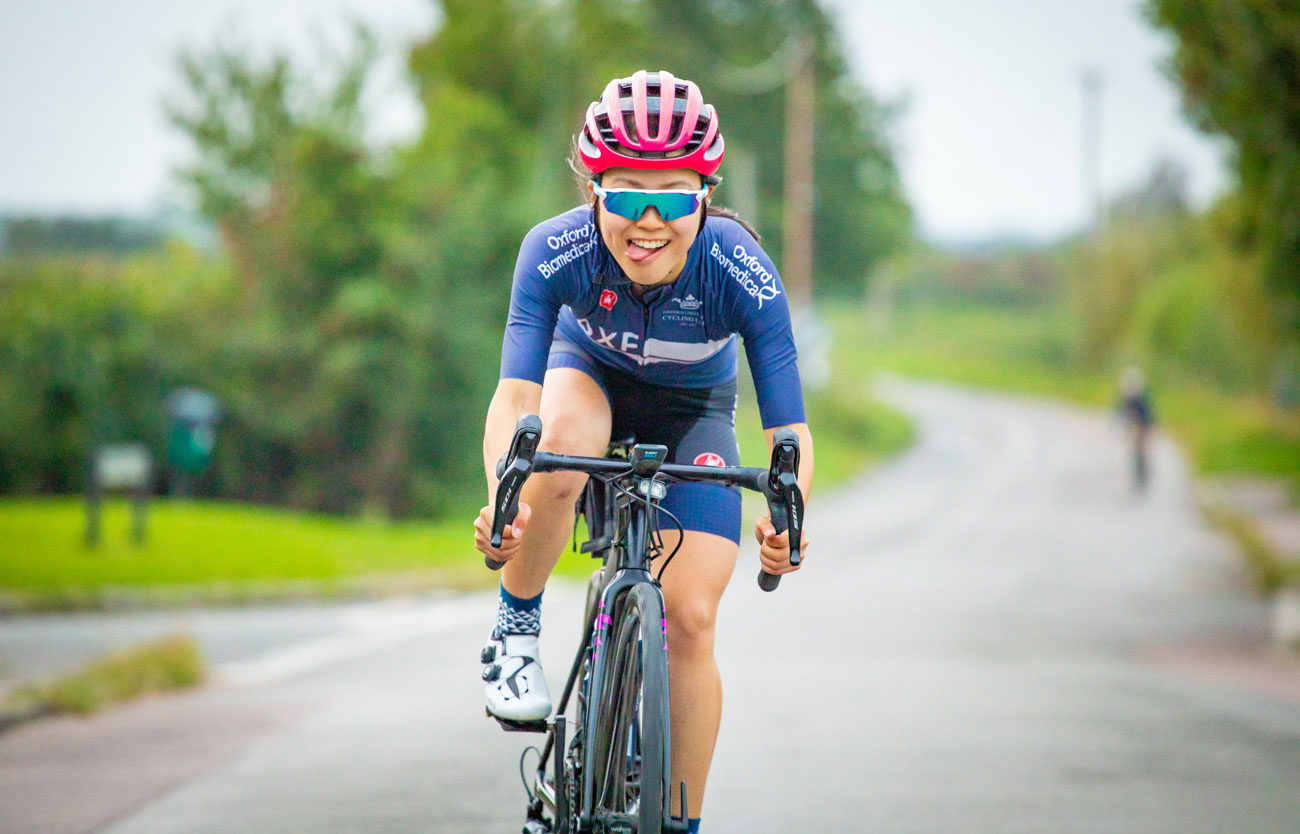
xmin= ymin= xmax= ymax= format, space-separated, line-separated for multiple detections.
xmin=599 ymin=289 xmax=617 ymax=311
xmin=693 ymin=452 xmax=726 ymax=467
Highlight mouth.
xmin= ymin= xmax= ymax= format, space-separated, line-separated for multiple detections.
xmin=625 ymin=238 xmax=669 ymax=263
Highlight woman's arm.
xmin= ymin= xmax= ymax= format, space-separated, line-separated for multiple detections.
xmin=474 ymin=377 xmax=543 ymax=563
xmin=482 ymin=378 xmax=543 ymax=497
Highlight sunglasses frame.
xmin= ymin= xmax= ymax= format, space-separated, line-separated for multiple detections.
xmin=590 ymin=182 xmax=712 ymax=222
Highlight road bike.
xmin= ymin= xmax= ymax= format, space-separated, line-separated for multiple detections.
xmin=481 ymin=414 xmax=804 ymax=834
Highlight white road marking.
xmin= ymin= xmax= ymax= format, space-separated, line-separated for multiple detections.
xmin=215 ymin=582 xmax=588 ymax=689
xmin=215 ymin=593 xmax=493 ymax=688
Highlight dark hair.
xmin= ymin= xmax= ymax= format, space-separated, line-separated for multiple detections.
xmin=567 ymin=138 xmax=762 ymax=242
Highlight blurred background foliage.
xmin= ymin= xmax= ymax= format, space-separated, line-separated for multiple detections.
xmin=0 ymin=0 xmax=910 ymax=519
xmin=870 ymin=145 xmax=1298 ymax=482
xmin=1148 ymin=0 xmax=1300 ymax=337
xmin=0 ymin=0 xmax=1295 ymax=521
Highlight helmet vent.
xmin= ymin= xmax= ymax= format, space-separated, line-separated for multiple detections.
xmin=578 ymin=72 xmax=724 ymax=176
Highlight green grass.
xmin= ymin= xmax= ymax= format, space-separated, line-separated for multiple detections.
xmin=4 ymin=634 xmax=204 ymax=717
xmin=846 ymin=303 xmax=1111 ymax=403
xmin=0 ymin=498 xmax=487 ymax=609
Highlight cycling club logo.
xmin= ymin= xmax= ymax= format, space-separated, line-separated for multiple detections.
xmin=599 ymin=289 xmax=617 ymax=311
xmin=693 ymin=452 xmax=726 ymax=467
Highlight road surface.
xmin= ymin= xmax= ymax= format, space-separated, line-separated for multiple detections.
xmin=2 ymin=378 xmax=1298 ymax=833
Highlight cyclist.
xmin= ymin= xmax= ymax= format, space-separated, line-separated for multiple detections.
xmin=1116 ymin=365 xmax=1155 ymax=490
xmin=473 ymin=70 xmax=814 ymax=832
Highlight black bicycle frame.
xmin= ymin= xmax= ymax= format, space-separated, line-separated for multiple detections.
xmin=531 ymin=457 xmax=667 ymax=831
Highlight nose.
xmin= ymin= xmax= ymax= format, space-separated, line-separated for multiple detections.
xmin=636 ymin=206 xmax=666 ymax=228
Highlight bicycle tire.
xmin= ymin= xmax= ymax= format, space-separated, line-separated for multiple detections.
xmin=591 ymin=582 xmax=670 ymax=833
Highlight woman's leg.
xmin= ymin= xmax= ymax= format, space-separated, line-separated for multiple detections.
xmin=656 ymin=529 xmax=739 ymax=820
xmin=500 ymin=367 xmax=612 ymax=598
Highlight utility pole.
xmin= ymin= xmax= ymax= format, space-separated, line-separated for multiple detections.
xmin=713 ymin=30 xmax=828 ymax=387
xmin=712 ymin=31 xmax=816 ymax=307
xmin=1081 ymin=67 xmax=1105 ymax=236
xmin=783 ymin=50 xmax=815 ymax=311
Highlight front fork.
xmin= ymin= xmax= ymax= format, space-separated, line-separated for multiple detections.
xmin=539 ymin=505 xmax=691 ymax=832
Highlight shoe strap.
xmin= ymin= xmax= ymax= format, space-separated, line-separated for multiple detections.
xmin=501 ymin=633 xmax=541 ymax=661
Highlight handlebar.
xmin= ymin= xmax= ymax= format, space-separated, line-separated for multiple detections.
xmin=486 ymin=415 xmax=803 ymax=591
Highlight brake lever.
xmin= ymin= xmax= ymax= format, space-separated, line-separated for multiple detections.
xmin=758 ymin=428 xmax=803 ymax=592
xmin=487 ymin=414 xmax=543 ymax=569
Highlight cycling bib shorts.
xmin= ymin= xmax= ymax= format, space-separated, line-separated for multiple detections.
xmin=548 ymin=340 xmax=742 ymax=543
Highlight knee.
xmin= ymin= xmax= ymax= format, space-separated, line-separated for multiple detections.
xmin=666 ymin=600 xmax=716 ymax=663
xmin=531 ymin=426 xmax=595 ymax=504
xmin=528 ymin=469 xmax=587 ymax=505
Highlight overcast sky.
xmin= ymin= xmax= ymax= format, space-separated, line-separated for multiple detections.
xmin=0 ymin=0 xmax=1227 ymax=243
xmin=822 ymin=0 xmax=1228 ymax=242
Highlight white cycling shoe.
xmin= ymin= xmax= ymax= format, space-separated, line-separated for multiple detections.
xmin=481 ymin=632 xmax=552 ymax=722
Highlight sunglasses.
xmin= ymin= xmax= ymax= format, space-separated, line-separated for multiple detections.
xmin=591 ymin=183 xmax=711 ymax=222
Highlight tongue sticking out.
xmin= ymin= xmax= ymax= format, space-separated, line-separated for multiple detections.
xmin=625 ymin=240 xmax=662 ymax=263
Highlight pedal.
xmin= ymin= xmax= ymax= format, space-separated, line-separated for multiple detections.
xmin=485 ymin=708 xmax=550 ymax=733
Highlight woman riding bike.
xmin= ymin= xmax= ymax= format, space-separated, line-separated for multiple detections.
xmin=472 ymin=70 xmax=814 ymax=833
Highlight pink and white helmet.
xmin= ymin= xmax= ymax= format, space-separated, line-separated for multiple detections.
xmin=577 ymin=70 xmax=725 ymax=177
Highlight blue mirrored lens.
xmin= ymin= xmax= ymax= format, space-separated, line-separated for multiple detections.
xmin=598 ymin=189 xmax=703 ymax=222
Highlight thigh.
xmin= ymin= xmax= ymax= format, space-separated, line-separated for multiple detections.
xmin=657 ymin=530 xmax=739 ymax=637
xmin=538 ymin=367 xmax=613 ymax=457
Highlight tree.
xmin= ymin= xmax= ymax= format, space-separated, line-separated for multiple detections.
xmin=1107 ymin=157 xmax=1192 ymax=222
xmin=168 ymin=33 xmax=424 ymax=515
xmin=1148 ymin=0 xmax=1300 ymax=335
xmin=406 ymin=0 xmax=912 ymax=299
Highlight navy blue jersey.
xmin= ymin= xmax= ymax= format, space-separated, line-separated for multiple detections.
xmin=500 ymin=205 xmax=806 ymax=428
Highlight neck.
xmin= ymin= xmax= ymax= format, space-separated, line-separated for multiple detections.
xmin=630 ymin=272 xmax=679 ymax=300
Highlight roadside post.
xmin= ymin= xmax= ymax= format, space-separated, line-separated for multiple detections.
xmin=86 ymin=443 xmax=152 ymax=547
xmin=166 ymin=388 xmax=220 ymax=497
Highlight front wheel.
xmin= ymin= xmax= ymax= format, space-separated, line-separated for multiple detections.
xmin=592 ymin=582 xmax=671 ymax=832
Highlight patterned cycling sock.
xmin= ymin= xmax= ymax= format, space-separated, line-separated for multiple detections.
xmin=496 ymin=584 xmax=542 ymax=636
xmin=687 ymin=818 xmax=701 ymax=833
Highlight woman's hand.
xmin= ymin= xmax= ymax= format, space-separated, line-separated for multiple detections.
xmin=474 ymin=501 xmax=533 ymax=563
xmin=754 ymin=514 xmax=809 ymax=575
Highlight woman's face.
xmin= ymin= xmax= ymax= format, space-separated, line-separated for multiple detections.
xmin=593 ymin=167 xmax=707 ymax=289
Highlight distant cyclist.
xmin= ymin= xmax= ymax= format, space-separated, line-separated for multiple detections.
xmin=1116 ymin=365 xmax=1155 ymax=490
xmin=471 ymin=70 xmax=814 ymax=832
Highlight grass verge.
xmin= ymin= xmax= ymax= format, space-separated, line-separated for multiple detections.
xmin=2 ymin=634 xmax=204 ymax=723
xmin=0 ymin=499 xmax=492 ymax=611
xmin=1202 ymin=507 xmax=1300 ymax=592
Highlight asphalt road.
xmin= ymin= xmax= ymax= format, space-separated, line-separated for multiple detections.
xmin=2 ymin=378 xmax=1298 ymax=834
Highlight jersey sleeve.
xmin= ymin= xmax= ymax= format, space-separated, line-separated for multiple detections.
xmin=718 ymin=225 xmax=807 ymax=429
xmin=499 ymin=224 xmax=568 ymax=384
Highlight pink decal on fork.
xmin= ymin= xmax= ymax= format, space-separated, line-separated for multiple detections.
xmin=594 ymin=599 xmax=613 ymax=646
